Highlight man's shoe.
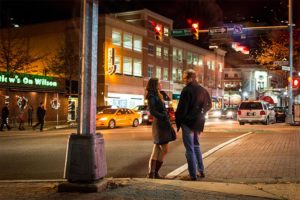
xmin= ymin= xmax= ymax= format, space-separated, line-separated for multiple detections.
xmin=190 ymin=177 xmax=197 ymax=181
xmin=199 ymin=171 xmax=205 ymax=178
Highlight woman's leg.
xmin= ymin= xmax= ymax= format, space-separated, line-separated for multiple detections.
xmin=147 ymin=144 xmax=160 ymax=178
xmin=155 ymin=144 xmax=169 ymax=179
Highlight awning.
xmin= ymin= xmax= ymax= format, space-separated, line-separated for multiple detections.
xmin=260 ymin=96 xmax=275 ymax=104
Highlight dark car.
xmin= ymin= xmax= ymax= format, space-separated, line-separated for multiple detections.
xmin=273 ymin=107 xmax=286 ymax=122
xmin=132 ymin=105 xmax=150 ymax=124
xmin=148 ymin=106 xmax=176 ymax=124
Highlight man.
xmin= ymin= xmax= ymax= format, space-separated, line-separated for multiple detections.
xmin=33 ymin=102 xmax=46 ymax=131
xmin=175 ymin=69 xmax=212 ymax=181
xmin=0 ymin=103 xmax=11 ymax=131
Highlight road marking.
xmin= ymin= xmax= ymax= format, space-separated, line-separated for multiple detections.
xmin=166 ymin=131 xmax=254 ymax=179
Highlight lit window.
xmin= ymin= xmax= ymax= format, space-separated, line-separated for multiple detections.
xmin=148 ymin=65 xmax=153 ymax=77
xmin=178 ymin=49 xmax=183 ymax=63
xmin=123 ymin=33 xmax=132 ymax=49
xmin=178 ymin=69 xmax=182 ymax=81
xmin=133 ymin=59 xmax=142 ymax=77
xmin=207 ymin=60 xmax=211 ymax=69
xmin=163 ymin=68 xmax=168 ymax=80
xmin=115 ymin=55 xmax=121 ymax=73
xmin=156 ymin=46 xmax=162 ymax=57
xmin=219 ymin=63 xmax=223 ymax=72
xmin=148 ymin=43 xmax=154 ymax=55
xmin=212 ymin=61 xmax=215 ymax=70
xmin=163 ymin=48 xmax=169 ymax=60
xmin=173 ymin=48 xmax=177 ymax=61
xmin=123 ymin=57 xmax=132 ymax=75
xmin=172 ymin=67 xmax=177 ymax=81
xmin=164 ymin=27 xmax=169 ymax=37
xmin=193 ymin=54 xmax=198 ymax=65
xmin=198 ymin=56 xmax=203 ymax=66
xmin=156 ymin=66 xmax=162 ymax=80
xmin=112 ymin=31 xmax=121 ymax=46
xmin=133 ymin=35 xmax=142 ymax=52
xmin=187 ymin=52 xmax=192 ymax=64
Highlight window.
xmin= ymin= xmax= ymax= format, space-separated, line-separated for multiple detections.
xmin=212 ymin=61 xmax=215 ymax=70
xmin=133 ymin=35 xmax=142 ymax=52
xmin=115 ymin=55 xmax=121 ymax=73
xmin=187 ymin=52 xmax=192 ymax=64
xmin=164 ymin=27 xmax=169 ymax=37
xmin=156 ymin=66 xmax=161 ymax=80
xmin=156 ymin=46 xmax=162 ymax=57
xmin=193 ymin=54 xmax=198 ymax=65
xmin=234 ymin=73 xmax=238 ymax=78
xmin=207 ymin=60 xmax=211 ymax=69
xmin=178 ymin=49 xmax=183 ymax=63
xmin=148 ymin=43 xmax=154 ymax=54
xmin=148 ymin=65 xmax=153 ymax=77
xmin=163 ymin=68 xmax=168 ymax=80
xmin=172 ymin=48 xmax=177 ymax=61
xmin=112 ymin=31 xmax=121 ymax=46
xmin=198 ymin=56 xmax=203 ymax=66
xmin=219 ymin=63 xmax=223 ymax=72
xmin=172 ymin=67 xmax=177 ymax=81
xmin=163 ymin=48 xmax=169 ymax=60
xmin=178 ymin=69 xmax=182 ymax=81
xmin=133 ymin=59 xmax=142 ymax=76
xmin=123 ymin=57 xmax=132 ymax=75
xmin=123 ymin=33 xmax=132 ymax=49
xmin=225 ymin=73 xmax=228 ymax=78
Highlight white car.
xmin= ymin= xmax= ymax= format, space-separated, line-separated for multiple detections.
xmin=237 ymin=101 xmax=276 ymax=125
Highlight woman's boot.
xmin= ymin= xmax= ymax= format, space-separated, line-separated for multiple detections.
xmin=146 ymin=159 xmax=156 ymax=178
xmin=155 ymin=161 xmax=164 ymax=179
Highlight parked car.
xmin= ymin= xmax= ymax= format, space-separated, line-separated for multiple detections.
xmin=148 ymin=106 xmax=176 ymax=124
xmin=220 ymin=107 xmax=238 ymax=119
xmin=96 ymin=108 xmax=141 ymax=129
xmin=237 ymin=101 xmax=276 ymax=125
xmin=273 ymin=106 xmax=286 ymax=122
xmin=207 ymin=109 xmax=222 ymax=119
xmin=132 ymin=105 xmax=150 ymax=124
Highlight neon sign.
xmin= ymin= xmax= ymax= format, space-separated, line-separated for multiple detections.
xmin=0 ymin=72 xmax=58 ymax=88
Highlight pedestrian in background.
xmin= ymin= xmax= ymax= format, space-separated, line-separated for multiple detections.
xmin=145 ymin=78 xmax=175 ymax=179
xmin=0 ymin=103 xmax=11 ymax=131
xmin=18 ymin=107 xmax=25 ymax=130
xmin=175 ymin=69 xmax=212 ymax=181
xmin=33 ymin=102 xmax=46 ymax=132
xmin=27 ymin=105 xmax=33 ymax=126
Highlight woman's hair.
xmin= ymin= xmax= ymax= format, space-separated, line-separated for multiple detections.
xmin=145 ymin=78 xmax=163 ymax=100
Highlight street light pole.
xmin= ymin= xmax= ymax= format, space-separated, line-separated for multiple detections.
xmin=62 ymin=0 xmax=107 ymax=185
xmin=288 ymin=0 xmax=294 ymax=123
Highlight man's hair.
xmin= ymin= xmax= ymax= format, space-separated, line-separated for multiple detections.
xmin=184 ymin=69 xmax=197 ymax=80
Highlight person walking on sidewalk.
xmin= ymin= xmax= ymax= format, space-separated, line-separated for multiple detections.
xmin=0 ymin=103 xmax=11 ymax=131
xmin=33 ymin=102 xmax=46 ymax=131
xmin=146 ymin=78 xmax=175 ymax=179
xmin=175 ymin=69 xmax=212 ymax=181
xmin=27 ymin=105 xmax=33 ymax=126
xmin=17 ymin=107 xmax=26 ymax=130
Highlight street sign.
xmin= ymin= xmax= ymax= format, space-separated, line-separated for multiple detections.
xmin=209 ymin=27 xmax=227 ymax=35
xmin=274 ymin=60 xmax=289 ymax=66
xmin=233 ymin=24 xmax=243 ymax=34
xmin=282 ymin=66 xmax=290 ymax=71
xmin=172 ymin=29 xmax=192 ymax=37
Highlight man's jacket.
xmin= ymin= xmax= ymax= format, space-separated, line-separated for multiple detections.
xmin=175 ymin=81 xmax=212 ymax=132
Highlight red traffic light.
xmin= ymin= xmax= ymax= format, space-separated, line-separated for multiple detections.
xmin=191 ymin=22 xmax=199 ymax=40
xmin=293 ymin=77 xmax=300 ymax=88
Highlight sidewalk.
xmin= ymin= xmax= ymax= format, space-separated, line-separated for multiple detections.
xmin=0 ymin=126 xmax=299 ymax=200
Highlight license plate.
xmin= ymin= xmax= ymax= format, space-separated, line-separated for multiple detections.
xmin=247 ymin=112 xmax=255 ymax=116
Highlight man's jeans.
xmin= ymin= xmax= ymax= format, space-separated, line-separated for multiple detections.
xmin=181 ymin=124 xmax=204 ymax=179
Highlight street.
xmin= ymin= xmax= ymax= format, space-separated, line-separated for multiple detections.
xmin=0 ymin=119 xmax=293 ymax=180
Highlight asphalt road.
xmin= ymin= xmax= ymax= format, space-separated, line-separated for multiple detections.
xmin=0 ymin=119 xmax=282 ymax=180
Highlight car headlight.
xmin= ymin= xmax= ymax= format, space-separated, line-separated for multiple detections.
xmin=227 ymin=111 xmax=233 ymax=117
xmin=143 ymin=115 xmax=149 ymax=120
xmin=99 ymin=117 xmax=107 ymax=121
xmin=213 ymin=111 xmax=221 ymax=117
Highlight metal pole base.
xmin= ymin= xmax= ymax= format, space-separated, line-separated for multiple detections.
xmin=64 ymin=133 xmax=107 ymax=183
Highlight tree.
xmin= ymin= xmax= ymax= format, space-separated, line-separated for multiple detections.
xmin=255 ymin=30 xmax=300 ymax=70
xmin=46 ymin=32 xmax=80 ymax=96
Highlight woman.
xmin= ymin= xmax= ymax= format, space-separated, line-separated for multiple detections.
xmin=146 ymin=78 xmax=174 ymax=179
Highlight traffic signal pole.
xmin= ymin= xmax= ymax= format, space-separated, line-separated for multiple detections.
xmin=288 ymin=0 xmax=294 ymax=123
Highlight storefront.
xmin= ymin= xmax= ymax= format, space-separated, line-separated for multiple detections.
xmin=107 ymin=92 xmax=144 ymax=109
xmin=0 ymin=72 xmax=68 ymax=125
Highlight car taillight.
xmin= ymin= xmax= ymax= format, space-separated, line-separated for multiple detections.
xmin=260 ymin=111 xmax=266 ymax=115
xmin=237 ymin=110 xmax=241 ymax=115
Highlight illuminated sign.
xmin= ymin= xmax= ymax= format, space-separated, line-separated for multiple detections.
xmin=107 ymin=48 xmax=116 ymax=75
xmin=0 ymin=72 xmax=58 ymax=88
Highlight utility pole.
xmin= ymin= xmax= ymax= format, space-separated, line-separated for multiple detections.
xmin=60 ymin=0 xmax=107 ymax=191
xmin=288 ymin=0 xmax=294 ymax=123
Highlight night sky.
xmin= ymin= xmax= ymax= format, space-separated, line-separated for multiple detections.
xmin=0 ymin=0 xmax=299 ymax=49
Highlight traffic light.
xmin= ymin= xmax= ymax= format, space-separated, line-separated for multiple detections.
xmin=154 ymin=24 xmax=163 ymax=41
xmin=292 ymin=77 xmax=300 ymax=88
xmin=191 ymin=22 xmax=199 ymax=40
